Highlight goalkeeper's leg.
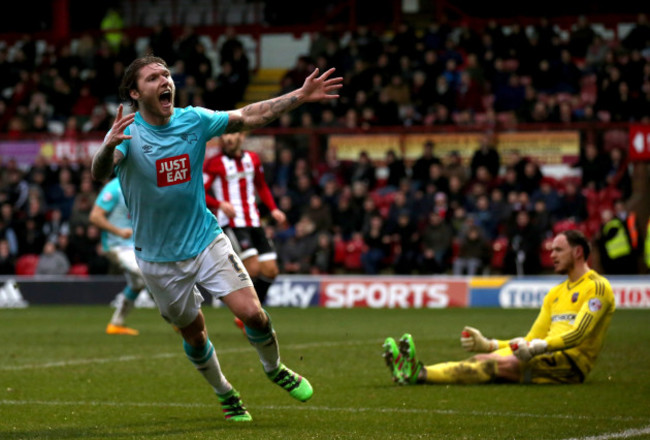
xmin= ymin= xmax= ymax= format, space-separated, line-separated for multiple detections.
xmin=423 ymin=354 xmax=520 ymax=384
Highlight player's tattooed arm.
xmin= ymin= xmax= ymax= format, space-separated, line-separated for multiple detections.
xmin=224 ymin=67 xmax=342 ymax=133
xmin=92 ymin=104 xmax=132 ymax=181
xmin=225 ymin=95 xmax=300 ymax=133
xmin=92 ymin=145 xmax=125 ymax=181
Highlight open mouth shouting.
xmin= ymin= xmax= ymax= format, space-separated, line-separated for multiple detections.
xmin=159 ymin=90 xmax=173 ymax=109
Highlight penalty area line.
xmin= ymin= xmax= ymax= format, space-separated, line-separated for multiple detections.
xmin=1 ymin=400 xmax=649 ymax=425
xmin=0 ymin=339 xmax=381 ymax=371
xmin=556 ymin=425 xmax=650 ymax=440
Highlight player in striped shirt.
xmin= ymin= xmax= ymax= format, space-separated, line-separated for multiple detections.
xmin=384 ymin=230 xmax=615 ymax=385
xmin=203 ymin=131 xmax=285 ymax=317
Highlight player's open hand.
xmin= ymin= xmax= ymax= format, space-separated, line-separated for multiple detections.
xmin=300 ymin=68 xmax=342 ymax=102
xmin=105 ymin=104 xmax=135 ymax=149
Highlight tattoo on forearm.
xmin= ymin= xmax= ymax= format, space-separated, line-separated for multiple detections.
xmin=242 ymin=95 xmax=300 ymax=127
xmin=91 ymin=145 xmax=118 ymax=180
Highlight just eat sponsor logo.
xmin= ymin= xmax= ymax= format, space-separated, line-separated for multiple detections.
xmin=156 ymin=154 xmax=191 ymax=187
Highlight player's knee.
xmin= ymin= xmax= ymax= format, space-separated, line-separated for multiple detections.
xmin=240 ymin=307 xmax=267 ymax=330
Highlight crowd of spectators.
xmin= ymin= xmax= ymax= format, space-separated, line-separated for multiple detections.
xmin=0 ymin=11 xmax=647 ymax=276
xmin=263 ymin=134 xmax=633 ymax=276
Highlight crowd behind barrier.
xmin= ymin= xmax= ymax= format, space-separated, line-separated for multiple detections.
xmin=0 ymin=11 xmax=648 ymax=277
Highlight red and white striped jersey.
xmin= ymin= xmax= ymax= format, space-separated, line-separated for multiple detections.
xmin=203 ymin=150 xmax=277 ymax=228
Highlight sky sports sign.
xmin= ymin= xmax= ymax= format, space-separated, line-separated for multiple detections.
xmin=266 ymin=276 xmax=468 ymax=308
xmin=264 ymin=276 xmax=650 ymax=309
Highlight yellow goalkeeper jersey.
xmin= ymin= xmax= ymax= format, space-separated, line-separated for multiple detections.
xmin=525 ymin=269 xmax=615 ymax=376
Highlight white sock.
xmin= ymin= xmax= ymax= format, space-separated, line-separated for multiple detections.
xmin=184 ymin=340 xmax=232 ymax=395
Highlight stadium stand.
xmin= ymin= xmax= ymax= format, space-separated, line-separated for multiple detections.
xmin=0 ymin=2 xmax=648 ymax=276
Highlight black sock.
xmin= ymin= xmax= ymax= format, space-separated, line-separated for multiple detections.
xmin=253 ymin=276 xmax=274 ymax=305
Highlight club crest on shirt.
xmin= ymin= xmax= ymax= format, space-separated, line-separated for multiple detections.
xmin=156 ymin=154 xmax=191 ymax=187
xmin=571 ymin=292 xmax=579 ymax=303
xmin=142 ymin=144 xmax=154 ymax=154
xmin=181 ymin=133 xmax=198 ymax=144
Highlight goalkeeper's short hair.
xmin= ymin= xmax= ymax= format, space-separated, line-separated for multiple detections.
xmin=561 ymin=229 xmax=591 ymax=259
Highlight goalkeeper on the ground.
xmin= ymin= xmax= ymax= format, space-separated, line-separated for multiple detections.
xmin=383 ymin=230 xmax=615 ymax=385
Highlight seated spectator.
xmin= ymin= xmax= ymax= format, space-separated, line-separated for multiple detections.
xmin=349 ymin=151 xmax=376 ymax=190
xmin=443 ymin=151 xmax=468 ymax=187
xmin=472 ymin=194 xmax=499 ymax=239
xmin=519 ymin=161 xmax=543 ymax=194
xmin=558 ymin=181 xmax=589 ymax=222
xmin=503 ymin=209 xmax=542 ymax=275
xmin=384 ymin=150 xmax=407 ymax=191
xmin=574 ymin=142 xmax=610 ymax=190
xmin=35 ymin=241 xmax=70 ymax=275
xmin=419 ymin=211 xmax=453 ymax=274
xmin=361 ymin=214 xmax=391 ymax=275
xmin=452 ymin=225 xmax=492 ymax=275
xmin=470 ymin=134 xmax=500 ymax=180
xmin=531 ymin=178 xmax=561 ymax=217
xmin=391 ymin=210 xmax=420 ymax=274
xmin=0 ymin=238 xmax=16 ymax=274
xmin=411 ymin=141 xmax=441 ymax=189
xmin=605 ymin=147 xmax=632 ymax=200
xmin=278 ymin=217 xmax=317 ymax=274
xmin=302 ymin=193 xmax=332 ymax=233
xmin=310 ymin=232 xmax=334 ymax=274
xmin=17 ymin=218 xmax=46 ymax=256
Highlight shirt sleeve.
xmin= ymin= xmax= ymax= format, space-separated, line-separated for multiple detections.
xmin=525 ymin=290 xmax=553 ymax=341
xmin=195 ymin=106 xmax=229 ymax=140
xmin=544 ymin=282 xmax=615 ymax=352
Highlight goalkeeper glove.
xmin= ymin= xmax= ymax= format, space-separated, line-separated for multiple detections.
xmin=509 ymin=337 xmax=548 ymax=362
xmin=460 ymin=326 xmax=498 ymax=353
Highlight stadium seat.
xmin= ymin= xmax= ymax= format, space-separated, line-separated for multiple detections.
xmin=333 ymin=239 xmax=347 ymax=266
xmin=603 ymin=130 xmax=628 ymax=151
xmin=491 ymin=237 xmax=508 ymax=271
xmin=343 ymin=240 xmax=364 ymax=271
xmin=15 ymin=254 xmax=39 ymax=276
xmin=553 ymin=219 xmax=578 ymax=235
xmin=68 ymin=263 xmax=89 ymax=276
xmin=540 ymin=237 xmax=554 ymax=269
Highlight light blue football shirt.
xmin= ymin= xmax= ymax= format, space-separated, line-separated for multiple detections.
xmin=95 ymin=177 xmax=133 ymax=251
xmin=115 ymin=106 xmax=228 ymax=262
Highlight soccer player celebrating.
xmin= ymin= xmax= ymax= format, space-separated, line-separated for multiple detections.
xmin=89 ymin=176 xmax=148 ymax=336
xmin=203 ymin=132 xmax=284 ymax=320
xmin=384 ymin=230 xmax=615 ymax=385
xmin=91 ymin=55 xmax=342 ymax=421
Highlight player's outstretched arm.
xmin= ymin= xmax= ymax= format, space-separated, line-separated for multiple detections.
xmin=92 ymin=104 xmax=133 ymax=181
xmin=225 ymin=68 xmax=342 ymax=133
xmin=460 ymin=326 xmax=499 ymax=352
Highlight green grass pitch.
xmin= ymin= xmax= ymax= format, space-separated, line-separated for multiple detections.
xmin=1 ymin=306 xmax=649 ymax=439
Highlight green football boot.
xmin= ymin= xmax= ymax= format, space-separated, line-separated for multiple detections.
xmin=217 ymin=388 xmax=252 ymax=422
xmin=382 ymin=337 xmax=402 ymax=383
xmin=398 ymin=333 xmax=423 ymax=385
xmin=267 ymin=363 xmax=314 ymax=402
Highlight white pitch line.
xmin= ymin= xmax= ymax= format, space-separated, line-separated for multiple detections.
xmin=557 ymin=425 xmax=650 ymax=440
xmin=0 ymin=339 xmax=380 ymax=371
xmin=1 ymin=400 xmax=648 ymax=425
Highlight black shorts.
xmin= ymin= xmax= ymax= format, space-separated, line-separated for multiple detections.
xmin=223 ymin=226 xmax=277 ymax=261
